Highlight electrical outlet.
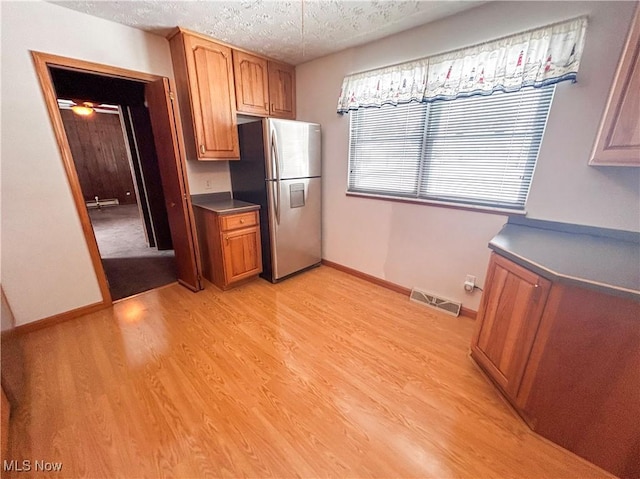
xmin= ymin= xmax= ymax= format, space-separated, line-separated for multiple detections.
xmin=204 ymin=179 xmax=212 ymax=190
xmin=464 ymin=274 xmax=476 ymax=292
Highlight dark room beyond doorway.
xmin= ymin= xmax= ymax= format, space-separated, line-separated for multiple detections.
xmin=52 ymin=67 xmax=178 ymax=300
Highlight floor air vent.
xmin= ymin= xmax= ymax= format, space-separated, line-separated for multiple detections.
xmin=410 ymin=288 xmax=461 ymax=317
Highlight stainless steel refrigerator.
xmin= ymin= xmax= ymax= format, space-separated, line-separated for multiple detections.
xmin=229 ymin=118 xmax=321 ymax=282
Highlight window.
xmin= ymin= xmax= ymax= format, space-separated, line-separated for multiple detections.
xmin=348 ymin=85 xmax=555 ymax=211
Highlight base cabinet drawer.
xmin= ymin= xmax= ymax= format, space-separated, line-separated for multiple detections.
xmin=219 ymin=211 xmax=258 ymax=231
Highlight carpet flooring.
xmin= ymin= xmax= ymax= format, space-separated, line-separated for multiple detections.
xmin=88 ymin=204 xmax=177 ymax=300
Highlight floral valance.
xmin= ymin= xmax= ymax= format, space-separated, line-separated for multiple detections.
xmin=337 ymin=16 xmax=588 ymax=113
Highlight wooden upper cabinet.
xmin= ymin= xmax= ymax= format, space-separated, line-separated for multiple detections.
xmin=590 ymin=6 xmax=640 ymax=166
xmin=268 ymin=61 xmax=296 ymax=119
xmin=233 ymin=51 xmax=296 ymax=119
xmin=169 ymin=29 xmax=239 ymax=160
xmin=471 ymin=253 xmax=551 ymax=403
xmin=233 ymin=51 xmax=270 ymax=116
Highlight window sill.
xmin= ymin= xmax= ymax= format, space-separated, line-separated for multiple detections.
xmin=345 ymin=191 xmax=527 ymax=216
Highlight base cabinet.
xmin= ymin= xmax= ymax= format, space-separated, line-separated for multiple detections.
xmin=195 ymin=208 xmax=262 ymax=290
xmin=471 ymin=254 xmax=550 ymax=405
xmin=472 ymin=253 xmax=640 ymax=479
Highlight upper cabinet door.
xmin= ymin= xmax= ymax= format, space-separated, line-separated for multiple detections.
xmin=188 ymin=37 xmax=239 ymax=159
xmin=590 ymin=7 xmax=640 ymax=167
xmin=233 ymin=51 xmax=269 ymax=116
xmin=268 ymin=61 xmax=296 ymax=119
xmin=169 ymin=30 xmax=239 ymax=160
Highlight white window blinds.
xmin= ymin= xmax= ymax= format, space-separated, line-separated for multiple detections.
xmin=348 ymin=85 xmax=555 ymax=211
xmin=349 ymin=102 xmax=426 ymax=196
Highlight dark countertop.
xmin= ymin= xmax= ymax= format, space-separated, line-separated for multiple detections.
xmin=191 ymin=192 xmax=260 ymax=215
xmin=490 ymin=218 xmax=640 ymax=301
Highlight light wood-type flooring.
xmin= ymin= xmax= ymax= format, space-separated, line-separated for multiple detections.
xmin=6 ymin=266 xmax=609 ymax=478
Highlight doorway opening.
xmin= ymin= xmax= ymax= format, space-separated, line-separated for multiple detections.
xmin=51 ymin=68 xmax=177 ymax=300
xmin=31 ymin=51 xmax=202 ymax=308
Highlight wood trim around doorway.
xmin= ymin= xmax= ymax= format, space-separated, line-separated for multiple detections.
xmin=30 ymin=51 xmax=169 ymax=308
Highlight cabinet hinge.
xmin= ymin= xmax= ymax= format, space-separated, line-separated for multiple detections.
xmin=169 ymin=91 xmax=175 ymax=101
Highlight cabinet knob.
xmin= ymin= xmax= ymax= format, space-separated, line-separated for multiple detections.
xmin=199 ymin=144 xmax=205 ymax=155
xmin=240 ymin=219 xmax=245 ymax=224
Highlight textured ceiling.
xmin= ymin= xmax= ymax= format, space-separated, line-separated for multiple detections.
xmin=49 ymin=1 xmax=485 ymax=65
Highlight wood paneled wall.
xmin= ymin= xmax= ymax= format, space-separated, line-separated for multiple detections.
xmin=60 ymin=109 xmax=137 ymax=205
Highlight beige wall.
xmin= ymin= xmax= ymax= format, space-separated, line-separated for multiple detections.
xmin=184 ymin=160 xmax=231 ymax=194
xmin=296 ymin=1 xmax=640 ymax=311
xmin=0 ymin=1 xmax=175 ymax=325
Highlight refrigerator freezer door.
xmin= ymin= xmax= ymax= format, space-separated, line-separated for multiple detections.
xmin=267 ymin=177 xmax=321 ymax=280
xmin=266 ymin=119 xmax=321 ymax=180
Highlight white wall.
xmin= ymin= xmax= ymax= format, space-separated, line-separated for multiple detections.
xmin=1 ymin=1 xmax=207 ymax=325
xmin=186 ymin=115 xmax=267 ymax=195
xmin=185 ymin=160 xmax=231 ymax=194
xmin=296 ymin=1 xmax=640 ymax=311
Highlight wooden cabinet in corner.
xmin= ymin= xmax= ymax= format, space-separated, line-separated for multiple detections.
xmin=590 ymin=6 xmax=640 ymax=166
xmin=471 ymin=246 xmax=640 ymax=479
xmin=471 ymin=253 xmax=551 ymax=405
xmin=168 ymin=28 xmax=240 ymax=160
xmin=233 ymin=51 xmax=296 ymax=119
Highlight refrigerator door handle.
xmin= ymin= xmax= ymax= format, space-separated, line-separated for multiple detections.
xmin=271 ymin=129 xmax=281 ymax=225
